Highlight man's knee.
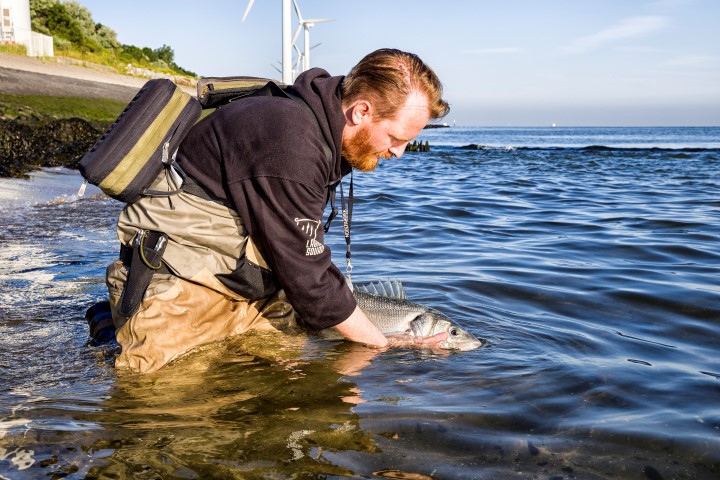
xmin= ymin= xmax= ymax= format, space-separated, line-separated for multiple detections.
xmin=106 ymin=270 xmax=297 ymax=373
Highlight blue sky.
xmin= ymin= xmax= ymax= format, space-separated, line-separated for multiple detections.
xmin=77 ymin=0 xmax=719 ymax=126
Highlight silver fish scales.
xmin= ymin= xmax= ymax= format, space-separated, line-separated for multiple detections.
xmin=322 ymin=279 xmax=483 ymax=351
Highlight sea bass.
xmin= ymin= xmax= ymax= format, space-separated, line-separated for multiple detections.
xmin=323 ymin=280 xmax=483 ymax=351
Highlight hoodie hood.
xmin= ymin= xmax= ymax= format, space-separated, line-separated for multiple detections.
xmin=291 ymin=68 xmax=351 ymax=182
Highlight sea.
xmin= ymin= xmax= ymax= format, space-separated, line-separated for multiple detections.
xmin=0 ymin=126 xmax=718 ymax=479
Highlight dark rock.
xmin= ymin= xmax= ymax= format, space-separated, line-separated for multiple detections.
xmin=407 ymin=140 xmax=431 ymax=152
xmin=0 ymin=120 xmax=34 ymax=177
xmin=0 ymin=118 xmax=100 ymax=177
xmin=643 ymin=465 xmax=663 ymax=480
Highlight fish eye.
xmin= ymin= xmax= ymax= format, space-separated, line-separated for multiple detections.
xmin=449 ymin=328 xmax=459 ymax=336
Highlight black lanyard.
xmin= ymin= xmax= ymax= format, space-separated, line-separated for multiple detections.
xmin=340 ymin=172 xmax=353 ymax=280
xmin=324 ymin=172 xmax=354 ymax=280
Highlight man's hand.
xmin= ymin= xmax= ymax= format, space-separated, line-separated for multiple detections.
xmin=385 ymin=332 xmax=449 ymax=353
xmin=334 ymin=305 xmax=390 ymax=348
xmin=334 ymin=307 xmax=450 ymax=353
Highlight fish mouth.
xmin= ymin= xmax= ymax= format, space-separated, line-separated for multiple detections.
xmin=439 ymin=337 xmax=484 ymax=352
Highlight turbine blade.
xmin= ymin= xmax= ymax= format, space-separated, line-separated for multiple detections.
xmin=292 ymin=24 xmax=303 ymax=44
xmin=304 ymin=18 xmax=335 ymax=24
xmin=241 ymin=0 xmax=255 ymax=22
xmin=292 ymin=0 xmax=303 ymax=21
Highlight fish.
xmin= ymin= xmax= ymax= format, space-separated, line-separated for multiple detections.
xmin=322 ymin=279 xmax=483 ymax=351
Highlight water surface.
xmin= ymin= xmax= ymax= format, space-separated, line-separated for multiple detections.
xmin=1 ymin=127 xmax=718 ymax=479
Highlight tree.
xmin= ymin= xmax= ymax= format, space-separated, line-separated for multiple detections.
xmin=120 ymin=44 xmax=145 ymax=63
xmin=29 ymin=0 xmax=58 ymax=35
xmin=45 ymin=3 xmax=83 ymax=44
xmin=142 ymin=47 xmax=158 ymax=63
xmin=28 ymin=0 xmax=195 ymax=77
xmin=31 ymin=0 xmax=101 ymax=53
xmin=95 ymin=24 xmax=120 ymax=50
xmin=63 ymin=1 xmax=96 ymax=42
xmin=154 ymin=45 xmax=174 ymax=65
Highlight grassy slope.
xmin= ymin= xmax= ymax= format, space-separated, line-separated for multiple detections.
xmin=0 ymin=92 xmax=126 ymax=128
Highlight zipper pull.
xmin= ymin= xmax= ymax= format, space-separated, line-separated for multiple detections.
xmin=77 ymin=179 xmax=88 ymax=197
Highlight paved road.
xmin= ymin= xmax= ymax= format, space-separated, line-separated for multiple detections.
xmin=0 ymin=65 xmax=141 ymax=101
xmin=0 ymin=53 xmax=194 ymax=101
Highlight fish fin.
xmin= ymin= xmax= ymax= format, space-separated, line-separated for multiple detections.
xmin=355 ymin=278 xmax=407 ymax=300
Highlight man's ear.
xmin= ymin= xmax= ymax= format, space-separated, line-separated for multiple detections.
xmin=348 ymin=99 xmax=372 ymax=126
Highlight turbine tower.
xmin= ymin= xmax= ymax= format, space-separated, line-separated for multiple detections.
xmin=291 ymin=0 xmax=334 ymax=73
xmin=242 ymin=0 xmax=333 ymax=83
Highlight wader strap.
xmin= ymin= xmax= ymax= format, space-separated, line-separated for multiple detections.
xmin=181 ymin=174 xmax=233 ymax=207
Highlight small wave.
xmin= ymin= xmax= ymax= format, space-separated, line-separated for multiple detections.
xmin=457 ymin=144 xmax=720 ymax=153
xmin=48 ymin=193 xmax=82 ymax=205
xmin=459 ymin=144 xmax=516 ymax=151
xmin=581 ymin=145 xmax=717 ymax=153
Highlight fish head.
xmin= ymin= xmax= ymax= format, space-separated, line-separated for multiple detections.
xmin=410 ymin=311 xmax=483 ymax=351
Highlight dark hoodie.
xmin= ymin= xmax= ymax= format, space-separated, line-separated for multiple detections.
xmin=175 ymin=68 xmax=356 ymax=330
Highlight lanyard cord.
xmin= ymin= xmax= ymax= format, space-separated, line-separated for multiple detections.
xmin=322 ymin=172 xmax=354 ymax=280
xmin=340 ymin=172 xmax=353 ymax=280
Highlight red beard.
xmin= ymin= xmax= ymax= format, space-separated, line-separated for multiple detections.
xmin=341 ymin=124 xmax=391 ymax=172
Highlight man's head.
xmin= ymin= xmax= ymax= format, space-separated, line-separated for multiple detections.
xmin=341 ymin=49 xmax=449 ymax=171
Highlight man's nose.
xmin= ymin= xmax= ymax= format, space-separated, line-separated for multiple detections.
xmin=389 ymin=143 xmax=408 ymax=159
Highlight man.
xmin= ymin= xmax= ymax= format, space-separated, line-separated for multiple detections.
xmin=105 ymin=48 xmax=450 ymax=373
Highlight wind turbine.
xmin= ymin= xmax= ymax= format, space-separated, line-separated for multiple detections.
xmin=290 ymin=0 xmax=334 ymax=73
xmin=242 ymin=0 xmax=333 ymax=83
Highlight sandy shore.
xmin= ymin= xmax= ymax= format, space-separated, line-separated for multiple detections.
xmin=0 ymin=53 xmax=195 ymax=101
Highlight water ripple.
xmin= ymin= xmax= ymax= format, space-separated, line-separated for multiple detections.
xmin=1 ymin=130 xmax=719 ymax=479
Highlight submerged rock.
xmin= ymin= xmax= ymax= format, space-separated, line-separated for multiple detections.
xmin=0 ymin=118 xmax=101 ymax=178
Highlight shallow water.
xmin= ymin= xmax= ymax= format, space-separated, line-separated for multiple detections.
xmin=1 ymin=127 xmax=719 ymax=479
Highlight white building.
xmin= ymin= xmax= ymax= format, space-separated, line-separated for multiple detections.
xmin=1 ymin=0 xmax=53 ymax=57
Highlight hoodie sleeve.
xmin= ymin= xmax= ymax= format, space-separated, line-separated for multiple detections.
xmin=224 ymin=100 xmax=357 ymax=330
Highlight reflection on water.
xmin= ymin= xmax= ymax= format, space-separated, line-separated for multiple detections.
xmin=1 ymin=329 xmax=388 ymax=478
xmin=1 ymin=127 xmax=719 ymax=479
xmin=82 ymin=336 xmax=382 ymax=478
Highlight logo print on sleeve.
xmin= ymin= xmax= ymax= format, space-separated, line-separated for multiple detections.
xmin=294 ymin=218 xmax=325 ymax=256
